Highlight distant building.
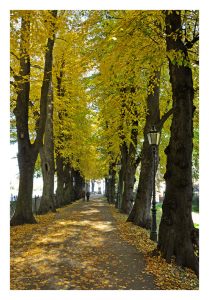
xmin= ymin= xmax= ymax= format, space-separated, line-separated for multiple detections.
xmin=89 ymin=179 xmax=105 ymax=194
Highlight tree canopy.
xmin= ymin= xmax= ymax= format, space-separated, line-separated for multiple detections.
xmin=10 ymin=10 xmax=199 ymax=181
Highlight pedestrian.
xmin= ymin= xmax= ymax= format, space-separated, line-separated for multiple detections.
xmin=86 ymin=191 xmax=90 ymax=202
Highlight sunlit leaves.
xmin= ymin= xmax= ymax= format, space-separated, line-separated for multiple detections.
xmin=10 ymin=200 xmax=135 ymax=290
xmin=11 ymin=199 xmax=198 ymax=290
xmin=52 ymin=11 xmax=104 ymax=179
xmin=10 ymin=10 xmax=199 ymax=181
xmin=84 ymin=10 xmax=167 ymax=170
xmin=10 ymin=10 xmax=59 ymax=142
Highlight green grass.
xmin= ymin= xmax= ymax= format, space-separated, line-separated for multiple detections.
xmin=192 ymin=204 xmax=199 ymax=213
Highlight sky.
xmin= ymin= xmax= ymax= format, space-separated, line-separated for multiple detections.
xmin=9 ymin=143 xmax=44 ymax=197
xmin=1 ymin=0 xmax=209 ymax=299
xmin=10 ymin=143 xmax=18 ymax=177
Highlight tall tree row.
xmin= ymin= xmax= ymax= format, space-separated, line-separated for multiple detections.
xmin=85 ymin=10 xmax=173 ymax=221
xmin=10 ymin=10 xmax=199 ymax=274
xmin=10 ymin=10 xmax=58 ymax=225
xmin=84 ymin=10 xmax=199 ymax=273
xmin=10 ymin=10 xmax=102 ymax=224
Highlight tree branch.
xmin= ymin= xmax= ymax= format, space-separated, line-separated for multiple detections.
xmin=34 ymin=10 xmax=57 ymax=148
xmin=31 ymin=64 xmax=43 ymax=70
xmin=157 ymin=108 xmax=173 ymax=131
xmin=10 ymin=66 xmax=20 ymax=82
xmin=135 ymin=152 xmax=142 ymax=168
xmin=10 ymin=51 xmax=19 ymax=61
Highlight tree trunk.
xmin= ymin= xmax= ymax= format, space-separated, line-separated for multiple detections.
xmin=158 ymin=10 xmax=198 ymax=275
xmin=120 ymin=159 xmax=136 ymax=214
xmin=116 ymin=142 xmax=127 ymax=209
xmin=10 ymin=147 xmax=37 ymax=225
xmin=63 ymin=163 xmax=74 ymax=204
xmin=127 ymin=140 xmax=153 ymax=227
xmin=105 ymin=177 xmax=108 ymax=198
xmin=73 ymin=169 xmax=85 ymax=200
xmin=38 ymin=85 xmax=56 ymax=214
xmin=127 ymin=71 xmax=160 ymax=227
xmin=55 ymin=154 xmax=65 ymax=207
xmin=109 ymin=168 xmax=116 ymax=204
xmin=115 ymin=160 xmax=125 ymax=209
xmin=121 ymin=118 xmax=139 ymax=214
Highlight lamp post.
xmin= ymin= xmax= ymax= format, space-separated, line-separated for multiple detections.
xmin=147 ymin=125 xmax=160 ymax=242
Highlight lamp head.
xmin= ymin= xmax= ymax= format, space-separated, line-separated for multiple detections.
xmin=147 ymin=126 xmax=160 ymax=146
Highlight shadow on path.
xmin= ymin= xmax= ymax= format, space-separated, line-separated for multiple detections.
xmin=11 ymin=198 xmax=157 ymax=290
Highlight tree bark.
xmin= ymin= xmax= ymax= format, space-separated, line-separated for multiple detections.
xmin=108 ymin=167 xmax=116 ymax=204
xmin=127 ymin=140 xmax=153 ymax=227
xmin=63 ymin=163 xmax=74 ymax=204
xmin=120 ymin=117 xmax=139 ymax=214
xmin=158 ymin=10 xmax=198 ymax=275
xmin=115 ymin=147 xmax=126 ymax=209
xmin=38 ymin=85 xmax=56 ymax=214
xmin=120 ymin=155 xmax=136 ymax=214
xmin=127 ymin=71 xmax=160 ymax=227
xmin=105 ymin=177 xmax=108 ymax=198
xmin=115 ymin=96 xmax=128 ymax=209
xmin=55 ymin=154 xmax=65 ymax=208
xmin=12 ymin=148 xmax=37 ymax=225
xmin=118 ymin=142 xmax=128 ymax=210
xmin=73 ymin=169 xmax=85 ymax=200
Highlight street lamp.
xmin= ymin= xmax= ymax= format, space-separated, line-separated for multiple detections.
xmin=147 ymin=125 xmax=160 ymax=242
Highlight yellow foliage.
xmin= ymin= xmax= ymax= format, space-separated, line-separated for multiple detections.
xmin=10 ymin=10 xmax=199 ymax=180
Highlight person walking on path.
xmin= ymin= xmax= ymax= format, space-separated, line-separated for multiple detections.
xmin=86 ymin=191 xmax=90 ymax=202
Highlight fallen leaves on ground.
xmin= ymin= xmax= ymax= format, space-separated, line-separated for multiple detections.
xmin=109 ymin=205 xmax=199 ymax=290
xmin=11 ymin=199 xmax=198 ymax=290
xmin=11 ymin=200 xmax=149 ymax=290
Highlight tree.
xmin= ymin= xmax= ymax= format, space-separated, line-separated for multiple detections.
xmin=73 ymin=169 xmax=85 ymax=200
xmin=38 ymin=84 xmax=56 ymax=214
xmin=158 ymin=10 xmax=199 ymax=275
xmin=10 ymin=10 xmax=57 ymax=225
xmin=127 ymin=71 xmax=161 ymax=226
xmin=52 ymin=11 xmax=105 ymax=199
xmin=55 ymin=155 xmax=65 ymax=208
xmin=127 ymin=70 xmax=173 ymax=227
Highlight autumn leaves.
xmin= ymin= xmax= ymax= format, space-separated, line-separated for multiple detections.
xmin=11 ymin=198 xmax=198 ymax=290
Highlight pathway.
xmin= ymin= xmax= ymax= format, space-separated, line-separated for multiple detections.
xmin=10 ymin=197 xmax=157 ymax=290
